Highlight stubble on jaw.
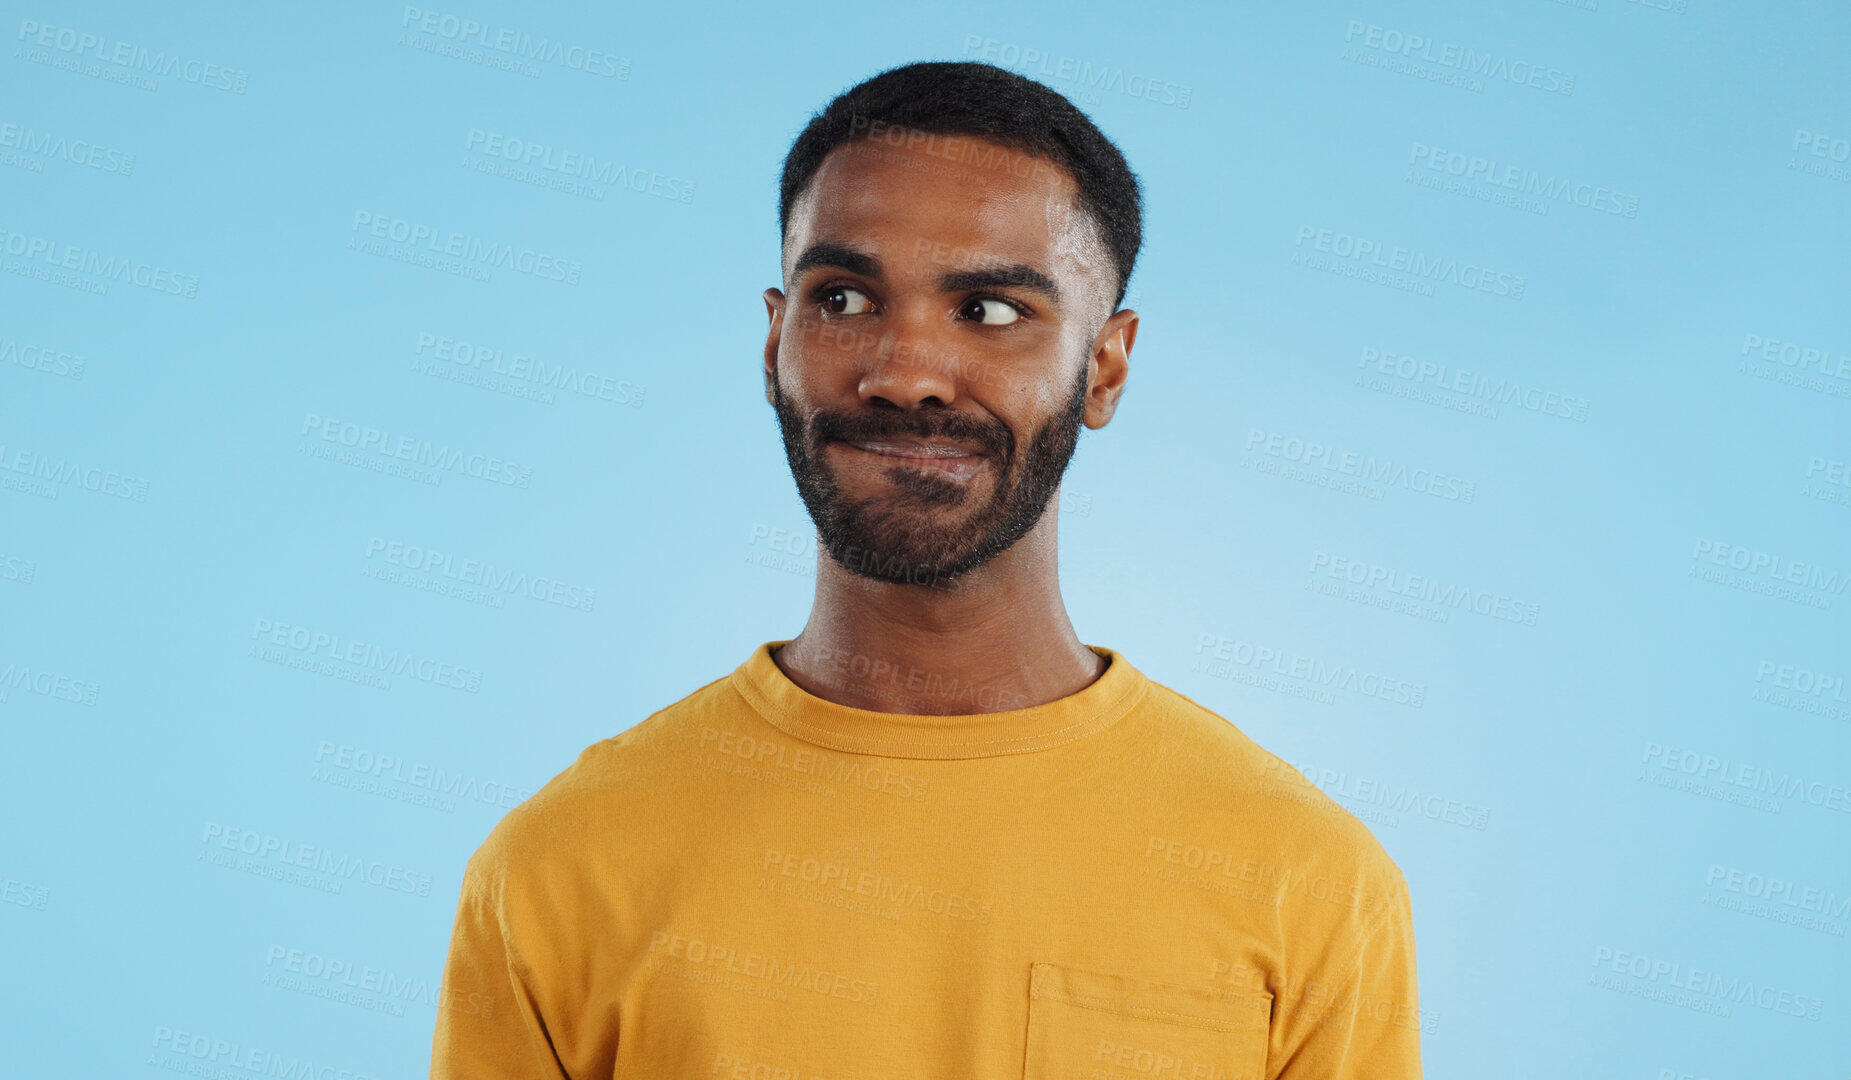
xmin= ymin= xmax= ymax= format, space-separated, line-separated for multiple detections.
xmin=769 ymin=357 xmax=1089 ymax=587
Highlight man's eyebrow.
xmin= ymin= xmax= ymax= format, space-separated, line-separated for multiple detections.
xmin=790 ymin=242 xmax=880 ymax=280
xmin=938 ymin=265 xmax=1061 ymax=304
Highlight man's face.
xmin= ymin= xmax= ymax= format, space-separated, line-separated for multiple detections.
xmin=764 ymin=134 xmax=1132 ymax=587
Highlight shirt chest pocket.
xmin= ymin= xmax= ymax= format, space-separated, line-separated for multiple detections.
xmin=1023 ymin=962 xmax=1271 ymax=1080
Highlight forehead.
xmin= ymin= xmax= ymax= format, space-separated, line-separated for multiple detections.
xmin=788 ymin=134 xmax=1104 ymax=288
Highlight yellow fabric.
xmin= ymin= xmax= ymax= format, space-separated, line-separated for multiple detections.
xmin=431 ymin=641 xmax=1422 ymax=1079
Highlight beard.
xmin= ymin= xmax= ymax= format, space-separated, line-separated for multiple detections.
xmin=771 ymin=357 xmax=1090 ymax=588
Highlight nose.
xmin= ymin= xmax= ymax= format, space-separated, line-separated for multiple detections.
xmin=857 ymin=315 xmax=960 ymax=410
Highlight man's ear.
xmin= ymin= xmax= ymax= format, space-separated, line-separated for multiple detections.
xmin=1083 ymin=307 xmax=1137 ymax=429
xmin=763 ymin=287 xmax=785 ymax=406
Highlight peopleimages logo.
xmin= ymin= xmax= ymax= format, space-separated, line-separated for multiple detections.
xmin=1688 ymin=537 xmax=1849 ymax=609
xmin=413 ymin=332 xmax=645 ymax=407
xmin=298 ymin=412 xmax=532 ymax=489
xmin=149 ymin=1025 xmax=381 ymax=1079
xmin=0 ymin=120 xmax=135 ymax=175
xmin=364 ymin=535 xmax=596 ymax=612
xmin=959 ymin=35 xmax=1193 ymax=108
xmin=0 ymin=440 xmax=148 ymax=501
xmin=200 ymin=821 xmax=433 ymax=897
xmin=15 ymin=18 xmax=250 ymax=93
xmin=1755 ymin=660 xmax=1850 ymax=705
xmin=1294 ymin=226 xmax=1525 ymax=299
xmin=0 ymin=552 xmax=36 ymax=584
xmin=1408 ymin=143 xmax=1637 ymax=218
xmin=1341 ymin=21 xmax=1574 ymax=95
xmin=463 ymin=129 xmax=693 ymax=203
xmin=1244 ymin=428 xmax=1477 ymax=503
xmin=1260 ymin=755 xmax=1490 ymax=830
xmin=1590 ymin=946 xmax=1823 ymax=1021
xmin=1740 ymin=332 xmax=1851 ymax=380
xmin=1792 ymin=129 xmax=1849 ymax=165
xmin=0 ymin=338 xmax=87 ymax=379
xmin=399 ymin=7 xmax=628 ymax=78
xmin=314 ymin=741 xmax=535 ymax=810
xmin=349 ymin=211 xmax=582 ymax=285
xmin=1193 ymin=633 xmax=1427 ymax=708
xmin=1641 ymin=741 xmax=1851 ymax=815
xmin=1358 ymin=347 xmax=1589 ymax=423
xmin=249 ymin=617 xmax=484 ymax=693
xmin=0 ymin=660 xmax=100 ymax=705
xmin=1705 ymin=865 xmax=1851 ymax=922
xmin=1308 ymin=551 xmax=1540 ymax=626
xmin=262 ymin=942 xmax=494 ymax=1017
xmin=0 ymin=226 xmax=200 ymax=297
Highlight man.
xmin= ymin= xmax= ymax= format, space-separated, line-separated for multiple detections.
xmin=432 ymin=61 xmax=1421 ymax=1079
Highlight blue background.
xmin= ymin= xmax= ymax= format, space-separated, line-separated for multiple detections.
xmin=3 ymin=0 xmax=1847 ymax=1076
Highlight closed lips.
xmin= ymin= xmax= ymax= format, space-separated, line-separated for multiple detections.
xmin=844 ymin=440 xmax=983 ymax=458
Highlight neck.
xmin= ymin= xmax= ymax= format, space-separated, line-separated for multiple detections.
xmin=772 ymin=511 xmax=1105 ymax=715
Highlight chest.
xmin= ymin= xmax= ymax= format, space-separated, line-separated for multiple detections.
xmin=606 ymin=798 xmax=1280 ymax=1079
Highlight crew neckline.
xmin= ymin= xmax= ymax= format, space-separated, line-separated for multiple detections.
xmin=728 ymin=640 xmax=1148 ymax=760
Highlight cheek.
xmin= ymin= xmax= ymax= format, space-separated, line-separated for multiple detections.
xmin=945 ymin=361 xmax=1052 ymax=432
xmin=784 ymin=317 xmax=882 ymax=381
xmin=1011 ymin=355 xmax=1086 ymax=411
xmin=975 ymin=386 xmax=1060 ymax=450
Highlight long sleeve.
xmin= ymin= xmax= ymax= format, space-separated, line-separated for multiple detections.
xmin=430 ymin=851 xmax=573 ymax=1080
xmin=1269 ymin=881 xmax=1424 ymax=1080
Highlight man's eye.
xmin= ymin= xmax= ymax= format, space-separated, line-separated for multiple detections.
xmin=822 ymin=286 xmax=874 ymax=315
xmin=959 ymin=297 xmax=1021 ymax=326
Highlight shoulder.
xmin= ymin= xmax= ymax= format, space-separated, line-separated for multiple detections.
xmin=1134 ymin=677 xmax=1410 ymax=913
xmin=463 ymin=671 xmax=739 ymax=890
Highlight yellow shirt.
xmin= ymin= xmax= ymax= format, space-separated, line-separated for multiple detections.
xmin=431 ymin=642 xmax=1422 ymax=1079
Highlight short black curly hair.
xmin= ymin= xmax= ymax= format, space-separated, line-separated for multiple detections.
xmin=778 ymin=61 xmax=1144 ymax=311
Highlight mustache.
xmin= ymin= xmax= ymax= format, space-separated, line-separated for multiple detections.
xmin=810 ymin=409 xmax=1013 ymax=460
